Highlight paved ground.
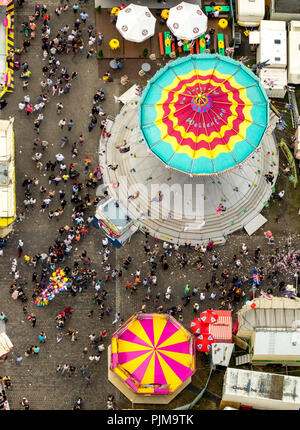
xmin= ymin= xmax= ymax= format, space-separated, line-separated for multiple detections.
xmin=0 ymin=0 xmax=299 ymax=412
xmin=0 ymin=0 xmax=122 ymax=411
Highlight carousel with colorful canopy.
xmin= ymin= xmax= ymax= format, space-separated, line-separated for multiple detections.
xmin=139 ymin=54 xmax=269 ymax=176
xmin=109 ymin=312 xmax=195 ymax=403
xmin=100 ymin=53 xmax=279 ymax=245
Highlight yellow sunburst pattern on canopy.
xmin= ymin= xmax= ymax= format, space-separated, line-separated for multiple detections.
xmin=110 ymin=313 xmax=195 ymax=395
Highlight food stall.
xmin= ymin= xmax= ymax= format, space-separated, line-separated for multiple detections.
xmin=93 ymin=197 xmax=137 ymax=247
xmin=0 ymin=118 xmax=16 ymax=236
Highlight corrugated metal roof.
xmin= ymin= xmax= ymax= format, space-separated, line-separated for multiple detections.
xmin=254 ymin=330 xmax=300 ymax=356
xmin=224 ymin=367 xmax=300 ymax=403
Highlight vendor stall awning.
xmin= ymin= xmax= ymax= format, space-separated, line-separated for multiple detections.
xmin=0 ymin=332 xmax=13 ymax=357
xmin=209 ymin=310 xmax=232 ymax=343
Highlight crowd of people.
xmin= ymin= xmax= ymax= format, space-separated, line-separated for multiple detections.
xmin=0 ymin=0 xmax=120 ymax=410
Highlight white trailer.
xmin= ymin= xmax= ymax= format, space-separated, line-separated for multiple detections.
xmin=236 ymin=0 xmax=265 ymax=27
xmin=223 ymin=367 xmax=300 ymax=410
xmin=257 ymin=20 xmax=287 ymax=68
xmin=255 ymin=20 xmax=287 ymax=98
xmin=288 ymin=21 xmax=300 ymax=85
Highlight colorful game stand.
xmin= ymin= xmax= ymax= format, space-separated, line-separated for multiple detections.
xmin=35 ymin=269 xmax=72 ymax=306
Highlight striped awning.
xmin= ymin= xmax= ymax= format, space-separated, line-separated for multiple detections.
xmin=209 ymin=310 xmax=232 ymax=343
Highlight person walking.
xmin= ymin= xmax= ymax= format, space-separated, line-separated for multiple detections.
xmin=58 ymin=118 xmax=66 ymax=129
xmin=28 ymin=313 xmax=36 ymax=327
xmin=112 ymin=312 xmax=120 ymax=325
xmin=182 ymin=284 xmax=190 ymax=299
xmin=67 ymin=119 xmax=74 ymax=131
xmin=80 ymin=364 xmax=88 ymax=375
xmin=17 ymin=239 xmax=24 ymax=258
xmin=56 ymin=102 xmax=63 ymax=114
xmin=84 ymin=375 xmax=91 ymax=387
xmin=200 ymin=291 xmax=206 ymax=301
xmin=193 ymin=303 xmax=200 ymax=314
xmin=38 ymin=331 xmax=46 ymax=343
xmin=67 ymin=365 xmax=76 ymax=377
xmin=98 ymin=32 xmax=104 ymax=46
xmin=20 ymin=397 xmax=30 ymax=410
xmin=80 ymin=10 xmax=88 ymax=23
xmin=15 ymin=355 xmax=23 ymax=365
xmin=0 ymin=312 xmax=8 ymax=323
xmin=33 ymin=346 xmax=40 ymax=356
xmin=61 ymin=364 xmax=69 ymax=376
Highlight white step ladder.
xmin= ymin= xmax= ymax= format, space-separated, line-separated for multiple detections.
xmin=235 ymin=354 xmax=251 ymax=366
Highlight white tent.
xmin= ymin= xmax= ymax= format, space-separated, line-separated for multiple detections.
xmin=0 ymin=117 xmax=16 ymax=235
xmin=167 ymin=2 xmax=207 ymax=41
xmin=116 ymin=4 xmax=156 ymax=43
xmin=288 ymin=21 xmax=300 ymax=85
xmin=0 ymin=333 xmax=13 ymax=358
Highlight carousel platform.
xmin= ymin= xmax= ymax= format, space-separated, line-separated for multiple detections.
xmin=99 ymin=101 xmax=279 ymax=245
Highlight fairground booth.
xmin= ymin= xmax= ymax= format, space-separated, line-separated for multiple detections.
xmin=0 ymin=0 xmax=14 ymax=99
xmin=0 ymin=117 xmax=15 ymax=236
xmin=108 ymin=312 xmax=195 ymax=404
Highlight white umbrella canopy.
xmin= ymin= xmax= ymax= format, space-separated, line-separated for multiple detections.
xmin=167 ymin=2 xmax=208 ymax=41
xmin=116 ymin=4 xmax=156 ymax=43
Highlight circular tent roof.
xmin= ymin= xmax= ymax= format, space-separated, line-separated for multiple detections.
xmin=116 ymin=4 xmax=156 ymax=43
xmin=139 ymin=54 xmax=269 ymax=176
xmin=166 ymin=2 xmax=208 ymax=41
xmin=110 ymin=313 xmax=195 ymax=395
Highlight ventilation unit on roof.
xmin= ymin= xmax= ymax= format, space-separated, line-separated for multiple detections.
xmin=274 ymin=39 xmax=281 ymax=44
xmin=275 ymin=57 xmax=281 ymax=61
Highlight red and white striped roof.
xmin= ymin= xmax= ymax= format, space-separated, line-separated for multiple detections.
xmin=209 ymin=310 xmax=232 ymax=343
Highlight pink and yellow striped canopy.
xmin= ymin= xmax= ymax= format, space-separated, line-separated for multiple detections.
xmin=111 ymin=313 xmax=195 ymax=395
